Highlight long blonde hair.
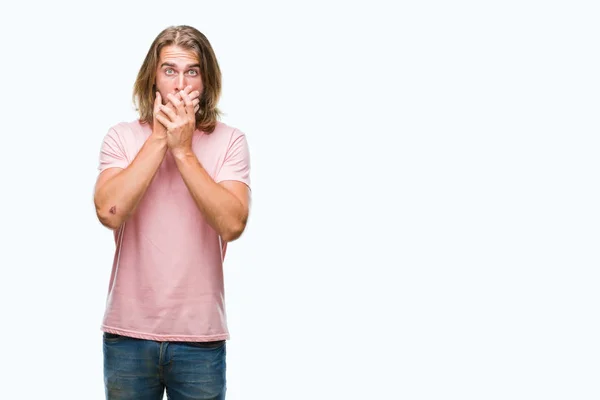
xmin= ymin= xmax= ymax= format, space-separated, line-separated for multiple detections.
xmin=133 ymin=25 xmax=222 ymax=133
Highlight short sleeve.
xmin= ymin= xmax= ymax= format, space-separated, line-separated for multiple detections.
xmin=98 ymin=127 xmax=129 ymax=172
xmin=215 ymin=129 xmax=251 ymax=188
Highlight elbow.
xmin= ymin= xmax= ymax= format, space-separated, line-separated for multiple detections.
xmin=95 ymin=201 xmax=124 ymax=230
xmin=221 ymin=219 xmax=247 ymax=243
xmin=96 ymin=210 xmax=123 ymax=230
xmin=101 ymin=218 xmax=122 ymax=231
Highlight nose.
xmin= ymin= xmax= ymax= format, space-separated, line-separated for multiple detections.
xmin=175 ymin=74 xmax=188 ymax=93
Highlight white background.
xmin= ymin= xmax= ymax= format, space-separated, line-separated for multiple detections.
xmin=0 ymin=0 xmax=598 ymax=399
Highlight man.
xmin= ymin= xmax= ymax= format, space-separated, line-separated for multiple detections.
xmin=93 ymin=25 xmax=251 ymax=399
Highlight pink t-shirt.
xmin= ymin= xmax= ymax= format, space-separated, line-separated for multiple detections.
xmin=97 ymin=120 xmax=251 ymax=342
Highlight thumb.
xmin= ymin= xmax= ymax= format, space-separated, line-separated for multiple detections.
xmin=154 ymin=92 xmax=162 ymax=113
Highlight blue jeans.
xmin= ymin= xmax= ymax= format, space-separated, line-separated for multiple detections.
xmin=103 ymin=333 xmax=227 ymax=399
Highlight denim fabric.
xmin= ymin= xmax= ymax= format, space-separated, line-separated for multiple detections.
xmin=103 ymin=333 xmax=226 ymax=399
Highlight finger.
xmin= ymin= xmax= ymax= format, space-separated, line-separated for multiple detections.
xmin=194 ymin=105 xmax=200 ymax=113
xmin=167 ymin=92 xmax=182 ymax=107
xmin=179 ymin=85 xmax=199 ymax=100
xmin=173 ymin=90 xmax=184 ymax=102
xmin=159 ymin=104 xmax=177 ymax=121
xmin=155 ymin=106 xmax=171 ymax=121
xmin=167 ymin=93 xmax=186 ymax=115
xmin=180 ymin=90 xmax=194 ymax=115
xmin=153 ymin=92 xmax=162 ymax=114
xmin=175 ymin=86 xmax=193 ymax=102
xmin=154 ymin=113 xmax=174 ymax=131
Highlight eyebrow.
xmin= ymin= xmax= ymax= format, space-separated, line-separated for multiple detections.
xmin=160 ymin=62 xmax=201 ymax=69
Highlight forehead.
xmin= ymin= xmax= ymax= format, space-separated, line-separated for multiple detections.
xmin=158 ymin=45 xmax=199 ymax=65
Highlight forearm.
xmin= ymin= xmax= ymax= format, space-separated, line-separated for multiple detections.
xmin=95 ymin=135 xmax=168 ymax=229
xmin=173 ymin=150 xmax=247 ymax=241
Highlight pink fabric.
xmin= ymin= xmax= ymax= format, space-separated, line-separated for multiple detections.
xmin=97 ymin=120 xmax=251 ymax=342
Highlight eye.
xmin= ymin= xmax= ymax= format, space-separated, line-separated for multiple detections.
xmin=188 ymin=70 xmax=199 ymax=76
xmin=165 ymin=68 xmax=175 ymax=75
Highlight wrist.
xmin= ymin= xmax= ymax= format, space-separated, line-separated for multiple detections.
xmin=148 ymin=133 xmax=168 ymax=146
xmin=172 ymin=147 xmax=195 ymax=162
